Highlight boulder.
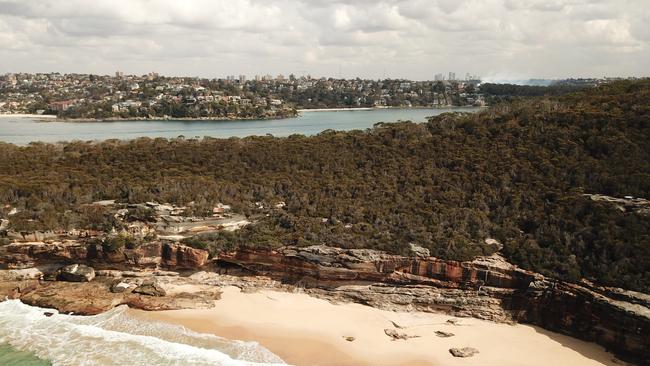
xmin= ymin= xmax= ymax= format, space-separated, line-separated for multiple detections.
xmin=57 ymin=264 xmax=95 ymax=282
xmin=133 ymin=279 xmax=166 ymax=297
xmin=484 ymin=238 xmax=503 ymax=251
xmin=162 ymin=243 xmax=209 ymax=268
xmin=435 ymin=331 xmax=455 ymax=338
xmin=409 ymin=243 xmax=430 ymax=258
xmin=384 ymin=329 xmax=418 ymax=340
xmin=384 ymin=329 xmax=406 ymax=340
xmin=110 ymin=281 xmax=132 ymax=293
xmin=449 ymin=347 xmax=479 ymax=358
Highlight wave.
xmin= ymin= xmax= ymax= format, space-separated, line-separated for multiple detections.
xmin=0 ymin=343 xmax=50 ymax=366
xmin=0 ymin=300 xmax=286 ymax=366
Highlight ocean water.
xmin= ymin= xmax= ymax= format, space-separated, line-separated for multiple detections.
xmin=0 ymin=300 xmax=286 ymax=366
xmin=0 ymin=107 xmax=479 ymax=145
xmin=0 ymin=344 xmax=50 ymax=366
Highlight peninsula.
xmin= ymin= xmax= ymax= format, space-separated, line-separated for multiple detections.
xmin=0 ymin=80 xmax=649 ymax=365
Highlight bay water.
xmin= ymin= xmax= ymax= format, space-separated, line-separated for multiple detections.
xmin=0 ymin=107 xmax=479 ymax=145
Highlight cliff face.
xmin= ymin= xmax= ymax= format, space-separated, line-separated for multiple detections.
xmin=218 ymin=245 xmax=650 ymax=363
xmin=218 ymin=245 xmax=537 ymax=289
xmin=0 ymin=242 xmax=648 ymax=363
xmin=1 ymin=241 xmax=208 ymax=270
xmin=521 ymin=281 xmax=649 ymax=363
xmin=0 ymin=240 xmax=217 ymax=315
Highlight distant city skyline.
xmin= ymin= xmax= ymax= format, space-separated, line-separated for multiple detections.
xmin=7 ymin=70 xmax=631 ymax=85
xmin=5 ymin=70 xmax=520 ymax=84
xmin=0 ymin=0 xmax=648 ymax=80
xmin=112 ymin=70 xmax=484 ymax=82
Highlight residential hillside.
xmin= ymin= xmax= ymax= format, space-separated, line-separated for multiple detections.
xmin=0 ymin=73 xmax=485 ymax=119
xmin=0 ymin=80 xmax=648 ymax=292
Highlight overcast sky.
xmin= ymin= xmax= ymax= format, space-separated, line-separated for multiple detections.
xmin=0 ymin=0 xmax=648 ymax=80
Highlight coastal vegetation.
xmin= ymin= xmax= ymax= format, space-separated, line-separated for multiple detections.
xmin=0 ymin=80 xmax=648 ymax=292
xmin=56 ymin=99 xmax=298 ymax=120
xmin=478 ymin=82 xmax=588 ymax=104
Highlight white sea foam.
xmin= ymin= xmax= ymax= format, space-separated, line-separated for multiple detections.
xmin=0 ymin=300 xmax=286 ymax=366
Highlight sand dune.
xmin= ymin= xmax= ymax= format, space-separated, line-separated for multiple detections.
xmin=130 ymin=286 xmax=625 ymax=366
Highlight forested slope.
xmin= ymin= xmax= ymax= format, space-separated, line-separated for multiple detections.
xmin=0 ymin=80 xmax=648 ymax=291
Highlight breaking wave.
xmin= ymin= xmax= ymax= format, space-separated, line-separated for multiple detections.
xmin=0 ymin=300 xmax=286 ymax=366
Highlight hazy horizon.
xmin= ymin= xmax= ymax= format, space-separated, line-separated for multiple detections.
xmin=0 ymin=0 xmax=648 ymax=80
xmin=6 ymin=70 xmax=642 ymax=84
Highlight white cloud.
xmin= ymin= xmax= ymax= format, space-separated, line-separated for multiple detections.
xmin=0 ymin=0 xmax=647 ymax=79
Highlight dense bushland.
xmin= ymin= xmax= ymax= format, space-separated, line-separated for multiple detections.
xmin=0 ymin=80 xmax=648 ymax=291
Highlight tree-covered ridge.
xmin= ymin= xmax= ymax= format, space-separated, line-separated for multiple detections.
xmin=0 ymin=80 xmax=648 ymax=292
xmin=478 ymin=82 xmax=589 ymax=104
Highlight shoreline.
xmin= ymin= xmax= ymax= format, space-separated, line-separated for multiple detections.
xmin=131 ymin=286 xmax=622 ymax=366
xmin=0 ymin=106 xmax=480 ymax=122
xmin=298 ymin=105 xmax=480 ymax=112
xmin=298 ymin=107 xmax=376 ymax=112
xmin=0 ymin=113 xmax=57 ymax=119
xmin=48 ymin=114 xmax=298 ymax=123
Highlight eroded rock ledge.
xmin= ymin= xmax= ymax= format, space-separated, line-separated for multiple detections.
xmin=0 ymin=242 xmax=648 ymax=363
xmin=218 ymin=246 xmax=649 ymax=363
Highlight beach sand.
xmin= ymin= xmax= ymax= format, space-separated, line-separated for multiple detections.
xmin=298 ymin=107 xmax=376 ymax=112
xmin=0 ymin=114 xmax=56 ymax=118
xmin=130 ymin=286 xmax=623 ymax=366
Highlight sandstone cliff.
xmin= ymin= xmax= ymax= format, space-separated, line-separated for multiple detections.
xmin=0 ymin=242 xmax=648 ymax=363
xmin=217 ymin=245 xmax=649 ymax=363
xmin=1 ymin=240 xmax=208 ymax=270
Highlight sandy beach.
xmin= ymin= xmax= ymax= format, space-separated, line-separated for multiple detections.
xmin=298 ymin=107 xmax=377 ymax=112
xmin=0 ymin=113 xmax=56 ymax=118
xmin=297 ymin=106 xmax=481 ymax=113
xmin=131 ymin=286 xmax=623 ymax=366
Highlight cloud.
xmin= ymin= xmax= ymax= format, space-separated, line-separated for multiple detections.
xmin=0 ymin=0 xmax=647 ymax=79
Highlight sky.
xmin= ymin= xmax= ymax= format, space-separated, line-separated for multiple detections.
xmin=0 ymin=0 xmax=648 ymax=80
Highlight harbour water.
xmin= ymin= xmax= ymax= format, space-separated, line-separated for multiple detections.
xmin=0 ymin=107 xmax=479 ymax=145
xmin=0 ymin=300 xmax=285 ymax=366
